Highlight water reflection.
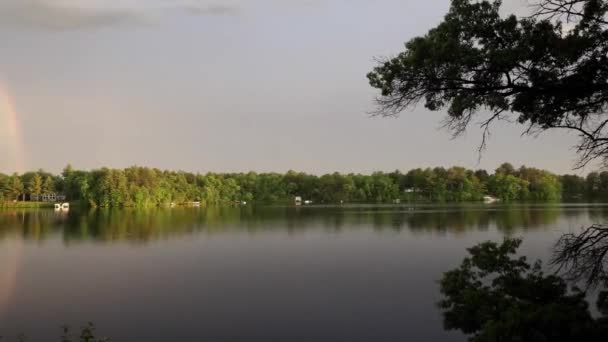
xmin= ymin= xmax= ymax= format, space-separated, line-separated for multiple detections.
xmin=0 ymin=239 xmax=22 ymax=320
xmin=0 ymin=204 xmax=607 ymax=243
xmin=1 ymin=204 xmax=607 ymax=342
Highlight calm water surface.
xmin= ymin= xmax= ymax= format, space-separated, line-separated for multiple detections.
xmin=1 ymin=204 xmax=607 ymax=341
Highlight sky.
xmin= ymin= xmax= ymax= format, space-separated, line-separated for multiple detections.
xmin=0 ymin=0 xmax=592 ymax=175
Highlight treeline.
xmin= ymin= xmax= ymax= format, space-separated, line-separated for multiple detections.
xmin=0 ymin=163 xmax=606 ymax=208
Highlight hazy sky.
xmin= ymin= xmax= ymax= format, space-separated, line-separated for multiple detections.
xmin=0 ymin=0 xmax=591 ymax=175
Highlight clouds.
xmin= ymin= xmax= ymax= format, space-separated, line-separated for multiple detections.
xmin=0 ymin=0 xmax=241 ymax=30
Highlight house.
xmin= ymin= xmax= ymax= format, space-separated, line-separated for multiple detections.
xmin=42 ymin=193 xmax=55 ymax=202
xmin=30 ymin=192 xmax=66 ymax=202
xmin=41 ymin=193 xmax=66 ymax=202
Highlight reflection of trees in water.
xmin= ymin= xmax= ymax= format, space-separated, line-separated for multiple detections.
xmin=588 ymin=206 xmax=608 ymax=223
xmin=0 ymin=210 xmax=61 ymax=240
xmin=378 ymin=206 xmax=561 ymax=234
xmin=0 ymin=205 xmax=597 ymax=242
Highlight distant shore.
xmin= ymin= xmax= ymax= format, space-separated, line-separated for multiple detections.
xmin=0 ymin=201 xmax=56 ymax=209
xmin=2 ymin=163 xmax=607 ymax=209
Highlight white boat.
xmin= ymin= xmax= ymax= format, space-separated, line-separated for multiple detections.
xmin=483 ymin=196 xmax=499 ymax=203
xmin=54 ymin=202 xmax=70 ymax=211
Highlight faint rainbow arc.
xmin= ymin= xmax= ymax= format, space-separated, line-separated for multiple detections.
xmin=0 ymin=81 xmax=26 ymax=172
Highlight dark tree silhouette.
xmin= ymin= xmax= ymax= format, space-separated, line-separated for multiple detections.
xmin=553 ymin=224 xmax=608 ymax=287
xmin=439 ymin=238 xmax=608 ymax=341
xmin=367 ymin=0 xmax=608 ymax=168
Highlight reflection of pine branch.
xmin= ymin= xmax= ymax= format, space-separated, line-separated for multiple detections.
xmin=553 ymin=224 xmax=608 ymax=288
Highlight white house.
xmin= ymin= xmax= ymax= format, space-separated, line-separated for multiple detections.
xmin=31 ymin=193 xmax=66 ymax=202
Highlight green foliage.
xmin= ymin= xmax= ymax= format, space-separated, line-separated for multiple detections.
xmin=439 ymin=238 xmax=608 ymax=341
xmin=0 ymin=201 xmax=54 ymax=209
xmin=42 ymin=175 xmax=55 ymax=194
xmin=27 ymin=174 xmax=43 ymax=197
xmin=561 ymin=174 xmax=587 ymax=200
xmin=3 ymin=173 xmax=24 ymax=201
xmin=0 ymin=164 xmax=604 ymax=207
xmin=486 ymin=174 xmax=529 ymax=201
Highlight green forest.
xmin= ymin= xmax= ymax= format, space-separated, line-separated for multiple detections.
xmin=0 ymin=163 xmax=607 ymax=208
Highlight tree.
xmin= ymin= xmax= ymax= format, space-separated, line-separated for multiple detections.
xmin=600 ymin=171 xmax=608 ymax=195
xmin=487 ymin=174 xmax=529 ymax=201
xmin=495 ymin=163 xmax=516 ymax=176
xmin=0 ymin=173 xmax=8 ymax=200
xmin=4 ymin=173 xmax=24 ymax=201
xmin=553 ymin=224 xmax=608 ymax=288
xmin=43 ymin=175 xmax=55 ymax=194
xmin=368 ymin=0 xmax=608 ymax=167
xmin=62 ymin=164 xmax=74 ymax=179
xmin=439 ymin=238 xmax=607 ymax=341
xmin=28 ymin=173 xmax=43 ymax=197
xmin=561 ymin=174 xmax=586 ymax=199
xmin=474 ymin=169 xmax=490 ymax=184
xmin=586 ymin=171 xmax=602 ymax=197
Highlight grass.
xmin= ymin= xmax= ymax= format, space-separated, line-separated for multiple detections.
xmin=0 ymin=201 xmax=56 ymax=209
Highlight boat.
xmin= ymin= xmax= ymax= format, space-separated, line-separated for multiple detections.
xmin=54 ymin=202 xmax=70 ymax=211
xmin=483 ymin=196 xmax=499 ymax=204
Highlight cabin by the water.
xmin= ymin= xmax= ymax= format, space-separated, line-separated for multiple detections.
xmin=28 ymin=192 xmax=67 ymax=202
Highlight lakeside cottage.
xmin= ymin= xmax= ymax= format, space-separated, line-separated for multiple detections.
xmin=29 ymin=192 xmax=66 ymax=202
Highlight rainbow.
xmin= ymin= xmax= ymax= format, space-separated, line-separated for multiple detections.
xmin=0 ymin=80 xmax=26 ymax=172
xmin=0 ymin=238 xmax=23 ymax=320
xmin=0 ymin=80 xmax=26 ymax=318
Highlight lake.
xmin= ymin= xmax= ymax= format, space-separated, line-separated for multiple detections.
xmin=1 ymin=204 xmax=607 ymax=341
